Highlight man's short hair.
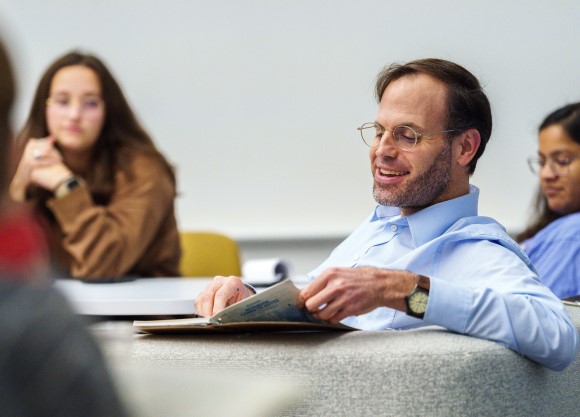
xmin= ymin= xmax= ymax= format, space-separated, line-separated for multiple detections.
xmin=375 ymin=58 xmax=492 ymax=175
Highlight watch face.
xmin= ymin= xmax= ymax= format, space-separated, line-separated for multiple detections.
xmin=408 ymin=291 xmax=428 ymax=314
xmin=67 ymin=178 xmax=80 ymax=190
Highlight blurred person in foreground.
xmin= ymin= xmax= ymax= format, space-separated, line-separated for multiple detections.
xmin=9 ymin=51 xmax=180 ymax=280
xmin=0 ymin=36 xmax=127 ymax=416
xmin=517 ymin=103 xmax=580 ymax=299
xmin=196 ymin=58 xmax=579 ymax=371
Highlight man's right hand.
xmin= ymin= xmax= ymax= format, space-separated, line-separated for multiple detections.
xmin=194 ymin=275 xmax=254 ymax=317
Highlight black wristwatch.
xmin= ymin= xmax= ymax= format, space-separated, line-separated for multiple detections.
xmin=404 ymin=275 xmax=430 ymax=319
xmin=55 ymin=176 xmax=82 ymax=198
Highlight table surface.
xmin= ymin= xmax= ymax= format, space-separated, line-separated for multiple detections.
xmin=55 ymin=278 xmax=212 ymax=316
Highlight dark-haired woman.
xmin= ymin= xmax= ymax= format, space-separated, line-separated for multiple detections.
xmin=517 ymin=103 xmax=580 ymax=299
xmin=10 ymin=51 xmax=181 ymax=279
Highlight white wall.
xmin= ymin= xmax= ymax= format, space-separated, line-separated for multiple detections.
xmin=1 ymin=1 xmax=580 ymax=245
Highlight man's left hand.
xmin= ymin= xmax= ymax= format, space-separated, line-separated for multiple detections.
xmin=297 ymin=267 xmax=418 ymax=323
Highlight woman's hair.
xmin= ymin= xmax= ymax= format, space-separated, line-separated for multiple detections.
xmin=16 ymin=50 xmax=176 ymax=205
xmin=0 ymin=38 xmax=15 ymax=199
xmin=516 ymin=102 xmax=580 ymax=242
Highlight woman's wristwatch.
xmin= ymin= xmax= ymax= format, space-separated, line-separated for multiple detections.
xmin=54 ymin=176 xmax=84 ymax=198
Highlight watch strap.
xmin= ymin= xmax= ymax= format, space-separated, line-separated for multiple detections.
xmin=416 ymin=274 xmax=430 ymax=291
xmin=55 ymin=176 xmax=83 ymax=199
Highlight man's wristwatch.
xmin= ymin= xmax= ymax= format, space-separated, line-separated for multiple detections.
xmin=55 ymin=176 xmax=83 ymax=198
xmin=404 ymin=275 xmax=430 ymax=319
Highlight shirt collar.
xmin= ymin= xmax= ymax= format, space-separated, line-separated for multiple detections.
xmin=371 ymin=204 xmax=401 ymax=221
xmin=407 ymin=184 xmax=480 ymax=246
xmin=370 ymin=185 xmax=480 ymax=246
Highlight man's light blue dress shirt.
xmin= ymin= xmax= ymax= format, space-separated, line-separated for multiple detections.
xmin=521 ymin=212 xmax=580 ymax=299
xmin=308 ymin=185 xmax=579 ymax=371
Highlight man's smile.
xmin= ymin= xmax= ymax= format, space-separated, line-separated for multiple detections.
xmin=379 ymin=168 xmax=408 ymax=176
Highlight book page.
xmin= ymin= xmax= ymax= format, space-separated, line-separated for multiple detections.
xmin=133 ymin=280 xmax=356 ymax=333
xmin=213 ymin=280 xmax=318 ymax=324
xmin=134 ymin=316 xmax=211 ymax=327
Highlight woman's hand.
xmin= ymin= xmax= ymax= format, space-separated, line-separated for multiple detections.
xmin=10 ymin=137 xmax=73 ymax=201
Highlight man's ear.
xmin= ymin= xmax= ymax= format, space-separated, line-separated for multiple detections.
xmin=454 ymin=128 xmax=481 ymax=168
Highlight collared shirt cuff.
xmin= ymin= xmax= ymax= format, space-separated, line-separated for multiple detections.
xmin=243 ymin=283 xmax=257 ymax=294
xmin=425 ymin=277 xmax=474 ymax=334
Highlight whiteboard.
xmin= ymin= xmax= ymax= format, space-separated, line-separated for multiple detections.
xmin=1 ymin=0 xmax=579 ymax=239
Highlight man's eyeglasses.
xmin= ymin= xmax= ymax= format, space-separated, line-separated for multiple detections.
xmin=357 ymin=122 xmax=459 ymax=152
xmin=527 ymin=155 xmax=578 ymax=177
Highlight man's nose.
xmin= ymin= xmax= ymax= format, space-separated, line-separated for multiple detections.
xmin=375 ymin=130 xmax=398 ymax=156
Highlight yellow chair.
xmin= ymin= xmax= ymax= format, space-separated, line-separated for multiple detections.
xmin=179 ymin=231 xmax=242 ymax=277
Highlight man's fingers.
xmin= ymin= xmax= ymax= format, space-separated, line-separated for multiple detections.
xmin=314 ymin=305 xmax=347 ymax=324
xmin=296 ymin=293 xmax=306 ymax=310
xmin=193 ymin=275 xmax=247 ymax=317
xmin=194 ymin=290 xmax=215 ymax=317
xmin=212 ymin=286 xmax=234 ymax=315
xmin=212 ymin=277 xmax=245 ymax=315
xmin=299 ymin=268 xmax=341 ymax=310
xmin=304 ymin=290 xmax=332 ymax=314
xmin=300 ymin=270 xmax=331 ymax=300
xmin=303 ymin=272 xmax=345 ymax=313
xmin=194 ymin=276 xmax=227 ymax=317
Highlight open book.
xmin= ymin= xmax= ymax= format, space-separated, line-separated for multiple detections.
xmin=133 ymin=280 xmax=356 ymax=334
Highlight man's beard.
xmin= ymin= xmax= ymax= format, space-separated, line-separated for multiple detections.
xmin=373 ymin=143 xmax=452 ymax=209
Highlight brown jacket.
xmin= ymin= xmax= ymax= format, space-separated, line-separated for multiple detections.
xmin=45 ymin=153 xmax=181 ymax=279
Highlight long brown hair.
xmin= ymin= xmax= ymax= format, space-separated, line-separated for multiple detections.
xmin=516 ymin=103 xmax=580 ymax=242
xmin=16 ymin=51 xmax=176 ymax=205
xmin=0 ymin=38 xmax=15 ymax=199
